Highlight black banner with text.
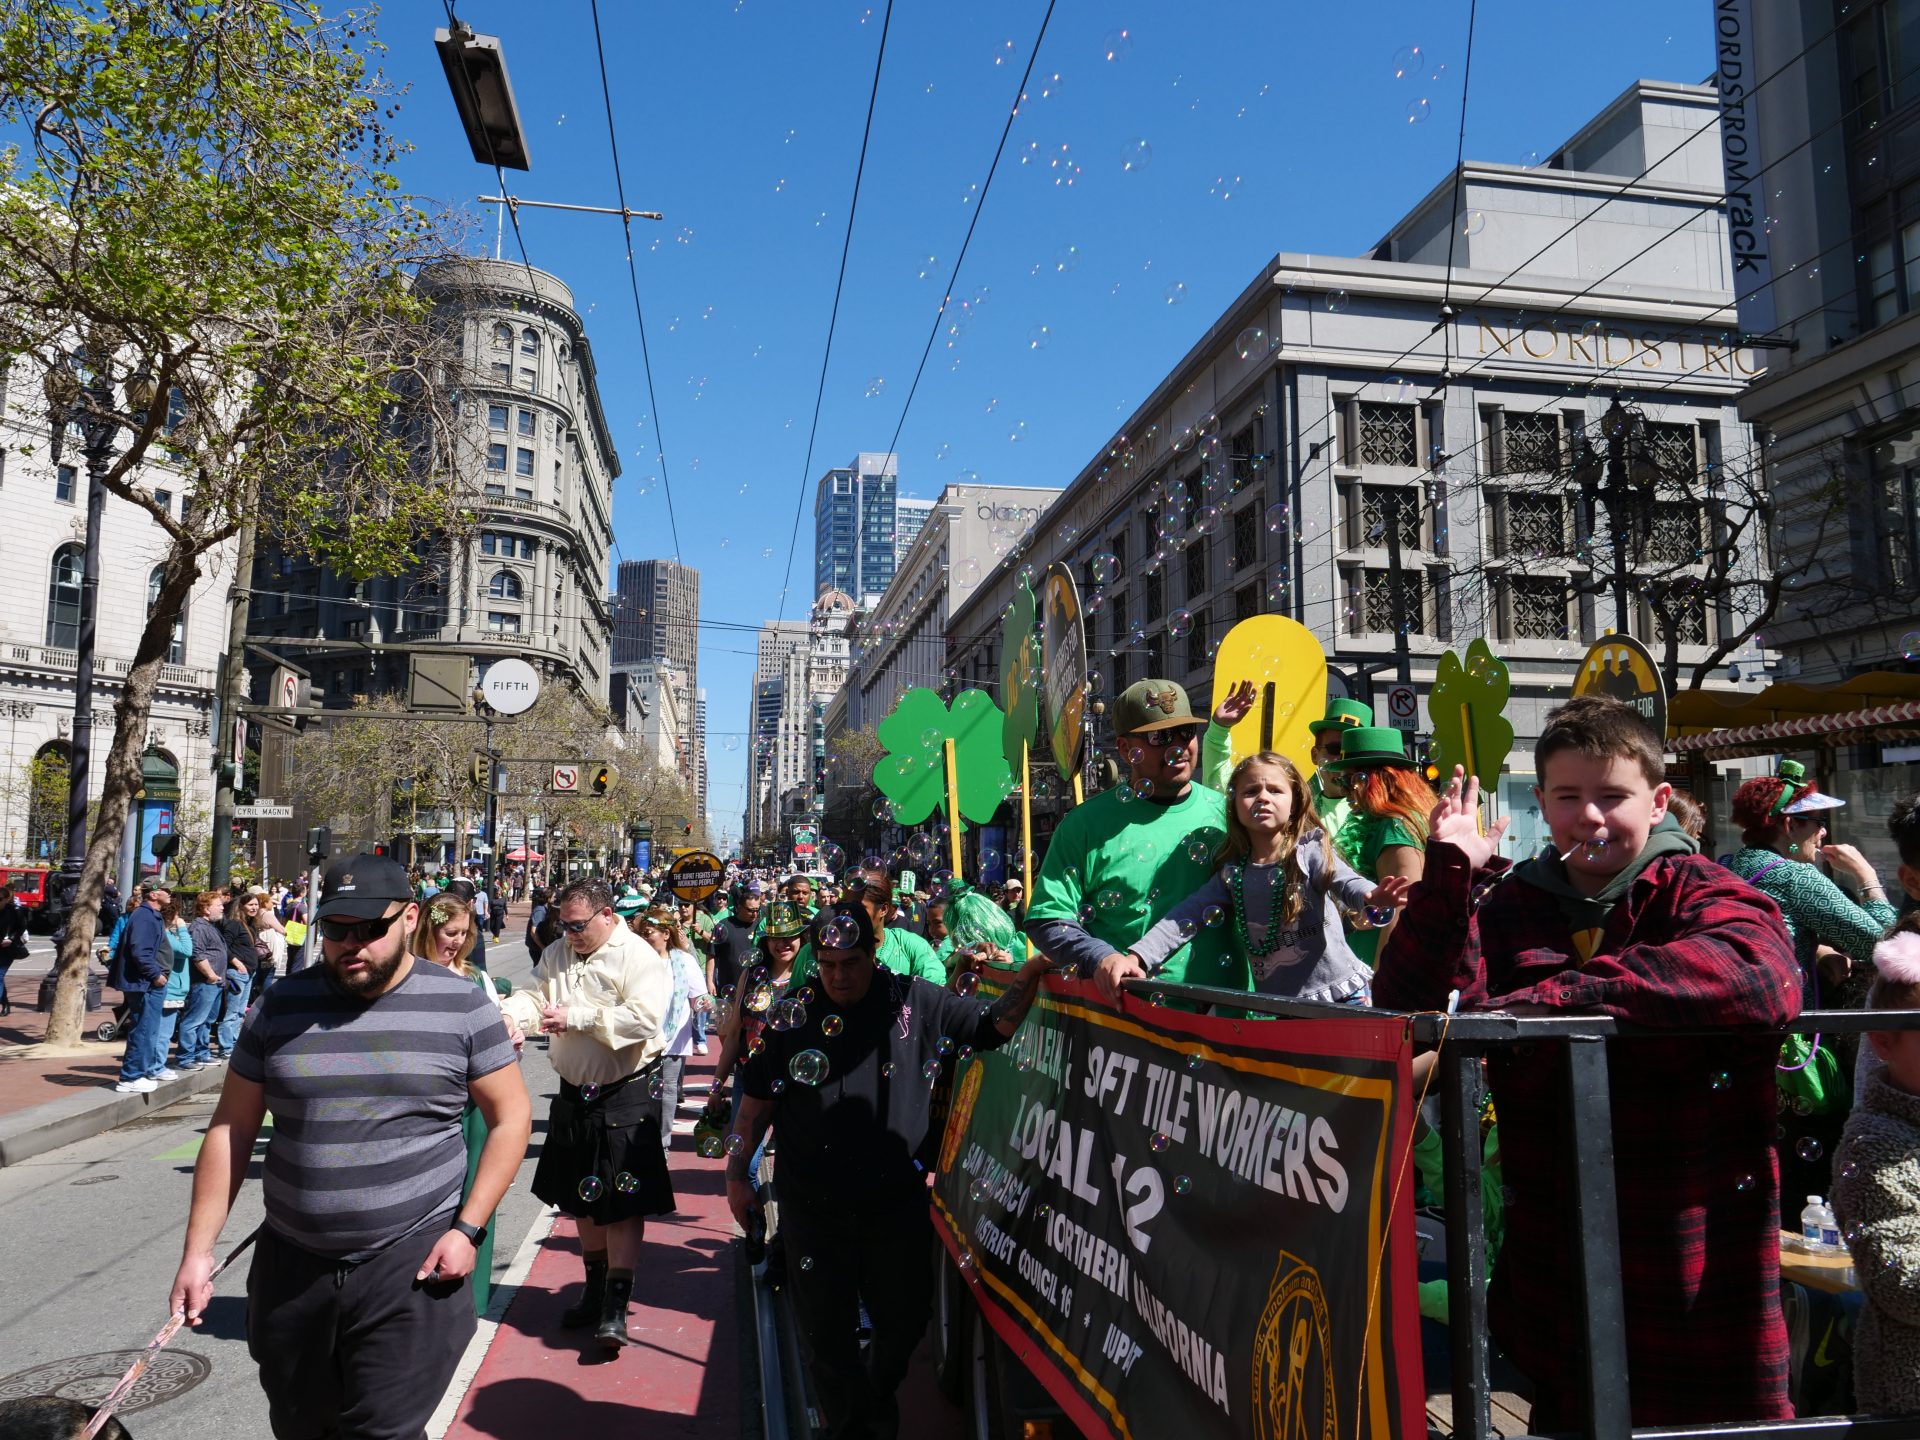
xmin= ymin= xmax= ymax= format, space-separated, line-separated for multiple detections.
xmin=932 ymin=978 xmax=1422 ymax=1440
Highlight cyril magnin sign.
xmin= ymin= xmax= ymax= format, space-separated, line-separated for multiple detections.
xmin=932 ymin=978 xmax=1423 ymax=1440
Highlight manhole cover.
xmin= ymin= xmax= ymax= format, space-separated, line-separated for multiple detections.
xmin=70 ymin=1174 xmax=119 ymax=1186
xmin=0 ymin=1351 xmax=212 ymax=1414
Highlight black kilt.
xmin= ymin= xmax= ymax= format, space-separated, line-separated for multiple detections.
xmin=532 ymin=1066 xmax=675 ymax=1222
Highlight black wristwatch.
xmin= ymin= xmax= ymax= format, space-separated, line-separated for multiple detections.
xmin=450 ymin=1219 xmax=487 ymax=1248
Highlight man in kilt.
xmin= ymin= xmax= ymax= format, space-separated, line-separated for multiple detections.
xmin=500 ymin=878 xmax=673 ymax=1352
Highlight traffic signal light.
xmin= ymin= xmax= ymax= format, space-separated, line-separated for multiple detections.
xmin=306 ymin=826 xmax=331 ymax=863
xmin=470 ymin=754 xmax=490 ymax=788
xmin=1414 ymin=733 xmax=1442 ymax=786
xmin=372 ymin=842 xmax=389 ymax=857
xmin=150 ymin=832 xmax=180 ymax=862
xmin=590 ymin=764 xmax=616 ymax=796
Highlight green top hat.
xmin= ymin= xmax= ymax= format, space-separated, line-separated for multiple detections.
xmin=613 ymin=887 xmax=646 ymax=916
xmin=1324 ymin=725 xmax=1417 ymax=772
xmin=760 ymin=900 xmax=811 ymax=940
xmin=1309 ymin=697 xmax=1373 ymax=736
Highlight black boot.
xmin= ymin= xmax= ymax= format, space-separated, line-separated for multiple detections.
xmin=595 ymin=1271 xmax=634 ymax=1351
xmin=560 ymin=1257 xmax=607 ymax=1330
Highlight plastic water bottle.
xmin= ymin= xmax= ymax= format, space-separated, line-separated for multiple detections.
xmin=1801 ymin=1195 xmax=1838 ymax=1253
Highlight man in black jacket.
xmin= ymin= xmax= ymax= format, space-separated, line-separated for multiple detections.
xmin=727 ymin=901 xmax=1047 ymax=1440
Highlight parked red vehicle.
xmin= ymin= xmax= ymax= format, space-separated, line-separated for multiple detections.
xmin=0 ymin=866 xmax=55 ymax=932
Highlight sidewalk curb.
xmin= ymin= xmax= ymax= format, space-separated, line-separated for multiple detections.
xmin=430 ymin=1204 xmax=559 ymax=1439
xmin=0 ymin=1063 xmax=230 ymax=1168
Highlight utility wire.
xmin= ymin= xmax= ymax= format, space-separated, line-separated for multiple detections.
xmin=876 ymin=0 xmax=1060 ymax=491
xmin=587 ymin=0 xmax=684 ymax=565
xmin=1436 ymin=0 xmax=1479 ymax=377
xmin=774 ymin=0 xmax=898 ymax=622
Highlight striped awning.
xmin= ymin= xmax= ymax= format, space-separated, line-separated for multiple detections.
xmin=1668 ymin=699 xmax=1920 ymax=757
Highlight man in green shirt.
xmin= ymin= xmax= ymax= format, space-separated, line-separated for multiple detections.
xmin=1308 ymin=698 xmax=1371 ymax=845
xmin=792 ymin=863 xmax=946 ymax=986
xmin=1026 ymin=678 xmax=1233 ymax=989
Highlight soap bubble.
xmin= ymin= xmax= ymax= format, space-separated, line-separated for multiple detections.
xmin=696 ymin=1133 xmax=724 ymax=1158
xmin=579 ymin=1082 xmax=601 ymax=1101
xmin=936 ymin=1035 xmax=956 ymax=1057
xmin=725 ymin=1133 xmax=747 ymax=1156
xmin=970 ymin=1178 xmax=990 ymax=1202
xmin=1091 ymin=552 xmax=1120 ymax=585
xmin=1185 ymin=836 xmax=1213 ymax=863
xmin=1406 ymin=97 xmax=1431 ymax=124
xmin=1120 ymin=138 xmax=1152 ymax=172
xmin=1734 ymin=1173 xmax=1756 ymax=1193
xmin=1236 ymin=327 xmax=1266 ymax=361
xmin=746 ymin=983 xmax=775 ymax=1013
xmin=1027 ymin=324 xmax=1051 ymax=350
xmin=789 ymin=1049 xmax=830 ymax=1086
xmin=1326 ymin=290 xmax=1350 ymax=313
xmin=1797 ymin=1137 xmax=1824 ymax=1163
xmin=821 ymin=1014 xmax=844 ymax=1037
xmin=954 ymin=970 xmax=979 ymax=997
xmin=767 ymin=997 xmax=808 ymax=1032
xmin=1265 ymin=502 xmax=1290 ymax=533
xmin=1709 ymin=1071 xmax=1731 ymax=1092
xmin=1390 ymin=44 xmax=1424 ymax=79
xmin=614 ymin=1171 xmax=640 ymax=1195
xmin=1053 ymin=244 xmax=1080 ymax=272
xmin=1185 ymin=1052 xmax=1205 ymax=1072
xmin=1097 ymin=888 xmax=1124 ymax=910
xmin=871 ymin=796 xmax=894 ymax=819
xmin=1164 ymin=282 xmax=1187 ymax=305
xmin=1169 ymin=610 xmax=1194 ymax=638
xmin=922 ymin=1058 xmax=941 ymax=1081
xmin=1174 ymin=1174 xmax=1193 ymax=1195
xmin=799 ymin=1254 xmax=815 ymax=1271
xmin=881 ymin=1061 xmax=896 ymax=1078
xmin=578 ymin=1175 xmax=605 ymax=1202
xmin=1902 ymin=631 xmax=1920 ymax=661
xmin=1201 ymin=904 xmax=1227 ymax=928
xmin=1461 ymin=209 xmax=1487 ymax=237
xmin=647 ymin=1072 xmax=666 ymax=1099
xmin=1102 ymin=28 xmax=1132 ymax=61
xmin=1150 ymin=1132 xmax=1171 ymax=1153
xmin=1365 ymin=904 xmax=1396 ymax=926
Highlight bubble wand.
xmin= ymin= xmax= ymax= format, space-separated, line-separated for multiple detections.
xmin=83 ymin=1226 xmax=260 ymax=1440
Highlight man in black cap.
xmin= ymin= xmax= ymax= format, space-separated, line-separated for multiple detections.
xmin=708 ymin=878 xmax=762 ymax=1005
xmin=727 ymin=901 xmax=1049 ymax=1440
xmin=169 ymin=854 xmax=531 ymax=1439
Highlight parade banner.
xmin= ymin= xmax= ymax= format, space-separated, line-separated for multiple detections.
xmin=665 ymin=850 xmax=726 ymax=902
xmin=933 ymin=977 xmax=1423 ymax=1440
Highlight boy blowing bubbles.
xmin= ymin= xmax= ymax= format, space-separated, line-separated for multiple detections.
xmin=1376 ymin=696 xmax=1802 ymax=1431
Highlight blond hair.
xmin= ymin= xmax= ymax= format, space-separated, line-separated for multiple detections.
xmin=1220 ymin=752 xmax=1327 ymax=927
xmin=413 ymin=896 xmax=477 ymax=976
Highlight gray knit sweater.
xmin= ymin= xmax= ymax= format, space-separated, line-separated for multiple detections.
xmin=1833 ymin=1067 xmax=1920 ymax=1415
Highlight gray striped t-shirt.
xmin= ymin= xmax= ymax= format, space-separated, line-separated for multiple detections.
xmin=232 ymin=958 xmax=516 ymax=1260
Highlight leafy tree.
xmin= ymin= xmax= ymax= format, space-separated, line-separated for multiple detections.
xmin=0 ymin=1 xmax=473 ymax=1047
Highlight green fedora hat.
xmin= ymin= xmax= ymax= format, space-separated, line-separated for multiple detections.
xmin=1325 ymin=725 xmax=1417 ymax=772
xmin=1308 ymin=697 xmax=1373 ymax=736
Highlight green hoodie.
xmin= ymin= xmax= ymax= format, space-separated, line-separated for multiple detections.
xmin=1513 ymin=814 xmax=1697 ymax=962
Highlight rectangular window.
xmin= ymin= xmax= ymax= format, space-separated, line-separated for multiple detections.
xmin=1145 ymin=572 xmax=1164 ymax=620
xmin=518 ymin=366 xmax=536 ymax=391
xmin=490 ymin=361 xmax=511 ymax=385
xmin=517 ymin=409 xmax=536 ymax=437
xmin=1184 ymin=539 xmax=1206 ymax=599
xmin=1229 ymin=424 xmax=1259 ymax=492
xmin=486 ymin=611 xmax=522 ymax=634
xmin=515 ymin=447 xmax=535 ymax=477
xmin=1356 ymin=402 xmax=1418 ymax=466
xmin=1646 ymin=582 xmax=1708 ymax=647
xmin=1358 ymin=567 xmax=1430 ymax=636
xmin=1508 ymin=577 xmax=1571 ymax=640
xmin=1182 ymin=472 xmax=1203 ymax=529
xmin=1870 ymin=426 xmax=1920 ymax=591
xmin=1146 ymin=633 xmax=1165 ymax=676
xmin=514 ymin=486 xmax=533 ymax=501
xmin=1499 ymin=410 xmax=1561 ymax=474
xmin=1646 ymin=501 xmax=1706 ymax=565
xmin=481 ymin=533 xmax=497 ymax=556
xmin=484 ymin=482 xmax=505 ymax=497
xmin=56 ymin=464 xmax=75 ymax=502
xmin=153 ymin=488 xmax=172 ymax=518
xmin=488 ymin=404 xmax=509 ymax=431
xmin=1234 ymin=582 xmax=1259 ymax=622
xmin=1185 ymin=608 xmax=1209 ymax=674
xmin=1230 ymin=504 xmax=1259 ymax=572
xmin=1642 ymin=422 xmax=1697 ymax=482
xmin=1505 ymin=492 xmax=1568 ymax=557
xmin=1360 ymin=484 xmax=1422 ymax=550
xmin=486 ymin=443 xmax=508 ymax=472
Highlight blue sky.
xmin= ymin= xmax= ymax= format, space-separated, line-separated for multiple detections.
xmin=380 ymin=0 xmax=1712 ymax=848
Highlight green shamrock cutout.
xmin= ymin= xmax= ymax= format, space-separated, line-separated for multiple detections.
xmin=872 ymin=687 xmax=1013 ymax=829
xmin=1000 ymin=579 xmax=1040 ymax=774
xmin=1428 ymin=637 xmax=1514 ymax=789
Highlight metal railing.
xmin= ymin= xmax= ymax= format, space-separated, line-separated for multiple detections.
xmin=1126 ymin=980 xmax=1920 ymax=1440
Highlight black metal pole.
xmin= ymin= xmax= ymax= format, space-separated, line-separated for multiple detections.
xmin=1564 ymin=1037 xmax=1632 ymax=1439
xmin=62 ymin=430 xmax=111 ymax=881
xmin=1384 ymin=488 xmax=1414 ymax=684
xmin=1605 ymin=421 xmax=1631 ymax=635
xmin=1440 ymin=1045 xmax=1494 ymax=1440
xmin=483 ymin=716 xmax=499 ymax=901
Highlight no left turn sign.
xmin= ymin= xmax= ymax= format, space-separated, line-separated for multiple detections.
xmin=551 ymin=765 xmax=579 ymax=794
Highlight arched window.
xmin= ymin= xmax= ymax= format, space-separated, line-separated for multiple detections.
xmin=148 ymin=566 xmax=186 ymax=664
xmin=520 ymin=327 xmax=541 ymax=357
xmin=488 ymin=570 xmax=523 ymax=601
xmin=25 ymin=741 xmax=70 ymax=861
xmin=46 ymin=544 xmax=83 ymax=648
xmin=491 ymin=321 xmax=513 ymax=350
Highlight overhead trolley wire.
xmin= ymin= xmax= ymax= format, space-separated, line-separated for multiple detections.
xmin=773 ymin=0 xmax=899 ymax=623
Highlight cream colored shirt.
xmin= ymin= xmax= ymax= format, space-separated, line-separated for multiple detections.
xmin=500 ymin=922 xmax=670 ymax=1086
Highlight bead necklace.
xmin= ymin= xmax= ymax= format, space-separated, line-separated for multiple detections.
xmin=1230 ymin=862 xmax=1284 ymax=957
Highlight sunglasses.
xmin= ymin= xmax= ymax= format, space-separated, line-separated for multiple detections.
xmin=318 ymin=910 xmax=403 ymax=945
xmin=1138 ymin=724 xmax=1202 ymax=749
xmin=560 ymin=911 xmax=608 ymax=934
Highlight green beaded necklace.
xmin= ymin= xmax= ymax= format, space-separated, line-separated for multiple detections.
xmin=1229 ymin=862 xmax=1285 ymax=957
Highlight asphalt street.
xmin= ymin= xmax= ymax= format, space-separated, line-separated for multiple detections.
xmin=0 ymin=931 xmax=565 ymax=1439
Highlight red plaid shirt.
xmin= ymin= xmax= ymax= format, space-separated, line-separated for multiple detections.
xmin=1376 ymin=843 xmax=1801 ymax=1430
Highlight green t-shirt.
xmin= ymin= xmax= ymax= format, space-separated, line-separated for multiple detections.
xmin=1027 ymin=781 xmax=1229 ymax=987
xmin=791 ymin=925 xmax=947 ymax=987
xmin=1309 ymin=776 xmax=1353 ymax=845
xmin=1335 ymin=811 xmax=1424 ymax=967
